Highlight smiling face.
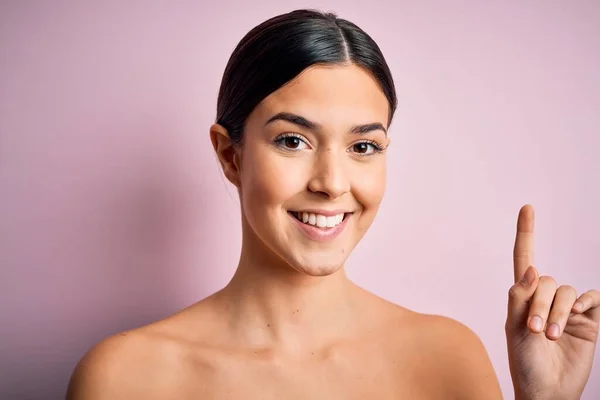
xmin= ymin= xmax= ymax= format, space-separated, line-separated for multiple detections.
xmin=220 ymin=64 xmax=390 ymax=276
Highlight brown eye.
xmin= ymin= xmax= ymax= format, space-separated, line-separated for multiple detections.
xmin=353 ymin=142 xmax=369 ymax=154
xmin=275 ymin=134 xmax=308 ymax=151
xmin=350 ymin=141 xmax=382 ymax=155
xmin=284 ymin=137 xmax=301 ymax=149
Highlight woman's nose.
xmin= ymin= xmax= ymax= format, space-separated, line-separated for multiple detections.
xmin=307 ymin=149 xmax=350 ymax=200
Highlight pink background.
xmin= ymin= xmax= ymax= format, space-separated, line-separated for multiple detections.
xmin=1 ymin=1 xmax=599 ymax=398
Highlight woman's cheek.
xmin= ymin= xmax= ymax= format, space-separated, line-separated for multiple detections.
xmin=243 ymin=153 xmax=307 ymax=206
xmin=353 ymin=164 xmax=386 ymax=207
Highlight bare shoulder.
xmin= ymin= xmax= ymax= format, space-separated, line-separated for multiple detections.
xmin=385 ymin=303 xmax=504 ymax=399
xmin=357 ymin=289 xmax=502 ymax=399
xmin=67 ymin=328 xmax=150 ymax=399
xmin=66 ymin=297 xmax=221 ymax=400
xmin=434 ymin=315 xmax=503 ymax=399
xmin=66 ymin=324 xmax=185 ymax=400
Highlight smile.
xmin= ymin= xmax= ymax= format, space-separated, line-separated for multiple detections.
xmin=287 ymin=210 xmax=352 ymax=242
xmin=290 ymin=211 xmax=347 ymax=228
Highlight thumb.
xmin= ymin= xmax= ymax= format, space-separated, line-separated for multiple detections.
xmin=505 ymin=265 xmax=539 ymax=335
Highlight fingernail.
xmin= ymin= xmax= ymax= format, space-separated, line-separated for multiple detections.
xmin=547 ymin=323 xmax=560 ymax=338
xmin=573 ymin=302 xmax=583 ymax=312
xmin=530 ymin=315 xmax=543 ymax=332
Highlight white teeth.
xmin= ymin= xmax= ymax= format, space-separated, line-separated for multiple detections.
xmin=326 ymin=216 xmax=336 ymax=228
xmin=316 ymin=215 xmax=327 ymax=228
xmin=296 ymin=211 xmax=346 ymax=228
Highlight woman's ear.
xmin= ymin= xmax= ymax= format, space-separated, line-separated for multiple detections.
xmin=210 ymin=123 xmax=241 ymax=187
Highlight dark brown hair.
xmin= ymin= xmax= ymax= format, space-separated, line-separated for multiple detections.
xmin=216 ymin=9 xmax=397 ymax=145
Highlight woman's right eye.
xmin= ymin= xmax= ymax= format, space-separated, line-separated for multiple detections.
xmin=275 ymin=134 xmax=309 ymax=150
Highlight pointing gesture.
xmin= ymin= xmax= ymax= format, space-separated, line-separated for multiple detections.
xmin=505 ymin=205 xmax=600 ymax=400
xmin=512 ymin=204 xmax=535 ymax=284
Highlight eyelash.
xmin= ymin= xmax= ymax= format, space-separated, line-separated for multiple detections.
xmin=356 ymin=140 xmax=385 ymax=155
xmin=273 ymin=133 xmax=386 ymax=156
xmin=274 ymin=133 xmax=306 ymax=148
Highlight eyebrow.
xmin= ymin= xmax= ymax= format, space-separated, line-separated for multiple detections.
xmin=264 ymin=112 xmax=387 ymax=136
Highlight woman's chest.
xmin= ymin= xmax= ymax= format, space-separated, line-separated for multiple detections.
xmin=167 ymin=346 xmax=448 ymax=400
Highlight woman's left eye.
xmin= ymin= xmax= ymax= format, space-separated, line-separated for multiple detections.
xmin=351 ymin=141 xmax=382 ymax=155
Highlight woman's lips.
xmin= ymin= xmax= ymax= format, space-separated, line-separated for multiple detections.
xmin=288 ymin=211 xmax=351 ymax=242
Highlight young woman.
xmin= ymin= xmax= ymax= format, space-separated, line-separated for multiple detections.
xmin=67 ymin=9 xmax=599 ymax=399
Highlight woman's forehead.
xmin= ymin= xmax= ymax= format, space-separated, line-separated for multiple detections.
xmin=254 ymin=65 xmax=389 ymax=128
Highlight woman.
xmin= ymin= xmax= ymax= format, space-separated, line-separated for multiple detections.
xmin=67 ymin=9 xmax=599 ymax=399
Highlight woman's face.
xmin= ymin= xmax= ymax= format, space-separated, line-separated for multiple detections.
xmin=236 ymin=64 xmax=390 ymax=276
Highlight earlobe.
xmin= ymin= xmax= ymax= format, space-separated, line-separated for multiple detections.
xmin=209 ymin=123 xmax=241 ymax=187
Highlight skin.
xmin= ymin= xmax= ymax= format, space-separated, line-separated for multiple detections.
xmin=66 ymin=64 xmax=599 ymax=399
xmin=507 ymin=205 xmax=599 ymax=400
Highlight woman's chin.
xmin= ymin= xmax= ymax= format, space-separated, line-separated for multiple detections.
xmin=287 ymin=254 xmax=347 ymax=277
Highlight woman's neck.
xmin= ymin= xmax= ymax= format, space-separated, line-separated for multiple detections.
xmin=218 ymin=231 xmax=363 ymax=354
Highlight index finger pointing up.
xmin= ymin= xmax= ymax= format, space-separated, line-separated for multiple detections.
xmin=513 ymin=204 xmax=535 ymax=283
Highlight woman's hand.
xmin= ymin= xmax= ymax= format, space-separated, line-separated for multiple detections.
xmin=505 ymin=205 xmax=599 ymax=400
